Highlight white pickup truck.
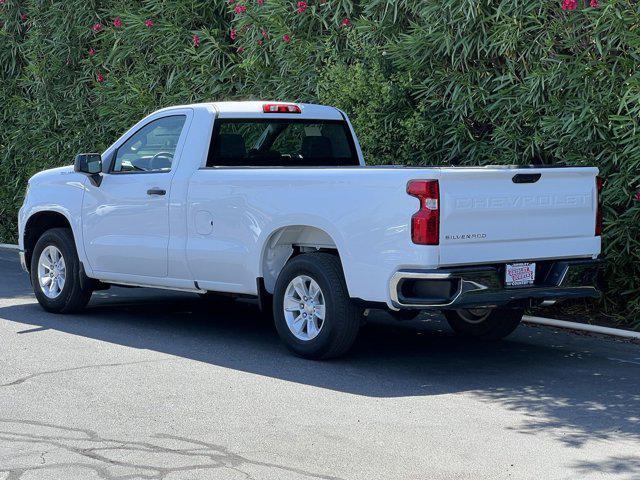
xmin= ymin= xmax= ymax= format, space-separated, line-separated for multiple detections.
xmin=18 ymin=101 xmax=602 ymax=358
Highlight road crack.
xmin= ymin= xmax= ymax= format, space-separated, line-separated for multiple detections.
xmin=0 ymin=419 xmax=345 ymax=480
xmin=0 ymin=359 xmax=166 ymax=387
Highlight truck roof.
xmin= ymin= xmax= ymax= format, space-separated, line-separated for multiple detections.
xmin=156 ymin=101 xmax=344 ymax=121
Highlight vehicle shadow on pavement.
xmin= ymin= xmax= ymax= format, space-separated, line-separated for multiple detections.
xmin=1 ymin=288 xmax=640 ymax=462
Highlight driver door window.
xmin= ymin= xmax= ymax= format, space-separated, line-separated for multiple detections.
xmin=112 ymin=115 xmax=186 ymax=173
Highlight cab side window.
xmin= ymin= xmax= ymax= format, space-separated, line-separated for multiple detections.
xmin=112 ymin=116 xmax=186 ymax=173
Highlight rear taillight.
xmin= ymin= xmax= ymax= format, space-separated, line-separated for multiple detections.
xmin=595 ymin=175 xmax=603 ymax=236
xmin=407 ymin=179 xmax=439 ymax=245
xmin=262 ymin=103 xmax=301 ymax=113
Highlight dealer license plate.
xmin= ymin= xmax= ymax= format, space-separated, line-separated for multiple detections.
xmin=505 ymin=262 xmax=536 ymax=287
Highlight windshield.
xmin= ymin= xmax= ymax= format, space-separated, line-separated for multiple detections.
xmin=206 ymin=119 xmax=359 ymax=167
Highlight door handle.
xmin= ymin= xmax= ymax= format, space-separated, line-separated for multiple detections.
xmin=147 ymin=188 xmax=166 ymax=196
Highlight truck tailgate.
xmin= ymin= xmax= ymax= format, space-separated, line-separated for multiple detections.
xmin=438 ymin=167 xmax=600 ymax=266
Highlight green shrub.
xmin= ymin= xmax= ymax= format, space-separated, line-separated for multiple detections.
xmin=1 ymin=0 xmax=638 ymax=325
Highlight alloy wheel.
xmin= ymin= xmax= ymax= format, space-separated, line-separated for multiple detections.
xmin=37 ymin=245 xmax=66 ymax=299
xmin=283 ymin=275 xmax=326 ymax=341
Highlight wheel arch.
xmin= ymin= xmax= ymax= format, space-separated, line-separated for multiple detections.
xmin=23 ymin=210 xmax=74 ymax=272
xmin=259 ymin=225 xmax=344 ymax=295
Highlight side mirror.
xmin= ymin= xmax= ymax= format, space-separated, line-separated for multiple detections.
xmin=74 ymin=153 xmax=103 ymax=186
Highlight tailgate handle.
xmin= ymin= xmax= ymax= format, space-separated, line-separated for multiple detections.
xmin=512 ymin=173 xmax=541 ymax=184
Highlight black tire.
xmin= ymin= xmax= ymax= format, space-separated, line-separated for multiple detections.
xmin=272 ymin=253 xmax=361 ymax=359
xmin=30 ymin=228 xmax=93 ymax=313
xmin=443 ymin=308 xmax=523 ymax=340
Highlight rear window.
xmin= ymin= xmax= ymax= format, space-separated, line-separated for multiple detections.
xmin=206 ymin=119 xmax=359 ymax=167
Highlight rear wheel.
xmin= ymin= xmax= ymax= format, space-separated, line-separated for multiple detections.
xmin=443 ymin=307 xmax=523 ymax=340
xmin=30 ymin=228 xmax=93 ymax=313
xmin=273 ymin=253 xmax=361 ymax=359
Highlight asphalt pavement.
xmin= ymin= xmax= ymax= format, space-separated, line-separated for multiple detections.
xmin=0 ymin=248 xmax=639 ymax=480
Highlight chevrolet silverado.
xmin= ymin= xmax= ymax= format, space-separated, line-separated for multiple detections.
xmin=18 ymin=102 xmax=602 ymax=358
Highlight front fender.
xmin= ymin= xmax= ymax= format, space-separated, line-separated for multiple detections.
xmin=20 ymin=174 xmax=90 ymax=274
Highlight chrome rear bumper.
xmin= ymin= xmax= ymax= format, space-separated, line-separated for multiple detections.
xmin=390 ymin=259 xmax=601 ymax=310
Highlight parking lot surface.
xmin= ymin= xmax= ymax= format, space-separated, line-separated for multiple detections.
xmin=1 ymin=249 xmax=639 ymax=479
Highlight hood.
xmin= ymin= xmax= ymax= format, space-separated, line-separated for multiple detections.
xmin=29 ymin=165 xmax=75 ymax=184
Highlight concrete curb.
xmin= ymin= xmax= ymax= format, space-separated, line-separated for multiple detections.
xmin=0 ymin=244 xmax=19 ymax=251
xmin=524 ymin=315 xmax=640 ymax=340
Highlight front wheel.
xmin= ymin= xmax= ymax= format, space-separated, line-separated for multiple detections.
xmin=273 ymin=253 xmax=361 ymax=359
xmin=30 ymin=228 xmax=93 ymax=313
xmin=443 ymin=307 xmax=523 ymax=340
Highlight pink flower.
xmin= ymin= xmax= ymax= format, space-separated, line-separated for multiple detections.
xmin=634 ymin=191 xmax=640 ymax=201
xmin=145 ymin=19 xmax=154 ymax=28
xmin=228 ymin=0 xmax=236 ymax=3
xmin=237 ymin=46 xmax=245 ymax=53
xmin=92 ymin=22 xmax=103 ymax=32
xmin=230 ymin=28 xmax=237 ymax=40
xmin=0 ymin=1 xmax=6 ymax=5
xmin=234 ymin=4 xmax=247 ymax=13
xmin=113 ymin=17 xmax=123 ymax=28
xmin=257 ymin=0 xmax=264 ymax=5
xmin=96 ymin=72 xmax=104 ymax=83
xmin=193 ymin=34 xmax=200 ymax=47
xmin=341 ymin=17 xmax=351 ymax=27
xmin=282 ymin=34 xmax=291 ymax=43
xmin=21 ymin=13 xmax=27 ymax=21
xmin=296 ymin=1 xmax=308 ymax=13
xmin=261 ymin=29 xmax=269 ymax=38
xmin=562 ymin=0 xmax=577 ymax=10
xmin=257 ymin=39 xmax=263 ymax=46
xmin=589 ymin=0 xmax=599 ymax=6
xmin=89 ymin=48 xmax=96 ymax=56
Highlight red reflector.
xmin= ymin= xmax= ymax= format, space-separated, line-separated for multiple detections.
xmin=407 ymin=179 xmax=439 ymax=245
xmin=262 ymin=103 xmax=301 ymax=114
xmin=595 ymin=175 xmax=603 ymax=236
